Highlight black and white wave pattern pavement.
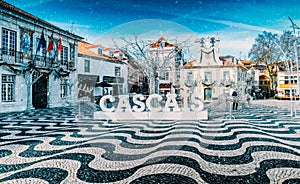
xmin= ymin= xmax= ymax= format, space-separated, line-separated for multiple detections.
xmin=0 ymin=106 xmax=300 ymax=183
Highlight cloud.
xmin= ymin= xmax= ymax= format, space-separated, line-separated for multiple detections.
xmin=49 ymin=21 xmax=92 ymax=29
xmin=197 ymin=17 xmax=282 ymax=34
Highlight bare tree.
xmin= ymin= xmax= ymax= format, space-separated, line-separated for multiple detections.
xmin=280 ymin=30 xmax=297 ymax=67
xmin=248 ymin=31 xmax=281 ymax=95
xmin=114 ymin=35 xmax=192 ymax=94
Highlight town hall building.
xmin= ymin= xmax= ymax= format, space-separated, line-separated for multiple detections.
xmin=0 ymin=1 xmax=82 ymax=113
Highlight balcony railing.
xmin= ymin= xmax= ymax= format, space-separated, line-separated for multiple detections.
xmin=0 ymin=48 xmax=74 ymax=70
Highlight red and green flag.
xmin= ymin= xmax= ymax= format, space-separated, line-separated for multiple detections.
xmin=57 ymin=35 xmax=62 ymax=54
xmin=46 ymin=33 xmax=54 ymax=53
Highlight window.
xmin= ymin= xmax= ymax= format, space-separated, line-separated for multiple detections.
xmin=187 ymin=72 xmax=193 ymax=81
xmin=69 ymin=43 xmax=75 ymax=67
xmin=60 ymin=46 xmax=68 ymax=64
xmin=109 ymin=50 xmax=114 ymax=57
xmin=204 ymin=72 xmax=212 ymax=83
xmin=1 ymin=75 xmax=15 ymax=102
xmin=115 ymin=67 xmax=121 ymax=77
xmin=159 ymin=71 xmax=169 ymax=80
xmin=98 ymin=48 xmax=102 ymax=55
xmin=60 ymin=79 xmax=68 ymax=98
xmin=118 ymin=85 xmax=123 ymax=95
xmin=84 ymin=60 xmax=90 ymax=72
xmin=176 ymin=68 xmax=180 ymax=79
xmin=2 ymin=29 xmax=16 ymax=56
xmin=223 ymin=71 xmax=230 ymax=81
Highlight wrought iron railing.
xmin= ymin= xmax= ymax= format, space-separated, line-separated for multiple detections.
xmin=0 ymin=48 xmax=74 ymax=70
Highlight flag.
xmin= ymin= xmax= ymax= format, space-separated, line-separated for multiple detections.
xmin=36 ymin=29 xmax=46 ymax=52
xmin=57 ymin=35 xmax=62 ymax=54
xmin=46 ymin=33 xmax=54 ymax=53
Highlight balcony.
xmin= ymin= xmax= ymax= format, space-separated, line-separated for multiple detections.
xmin=0 ymin=48 xmax=74 ymax=70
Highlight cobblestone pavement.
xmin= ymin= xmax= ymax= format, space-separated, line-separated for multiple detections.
xmin=0 ymin=102 xmax=300 ymax=183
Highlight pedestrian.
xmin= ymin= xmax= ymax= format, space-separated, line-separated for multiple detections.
xmin=232 ymin=90 xmax=238 ymax=110
xmin=246 ymin=94 xmax=251 ymax=106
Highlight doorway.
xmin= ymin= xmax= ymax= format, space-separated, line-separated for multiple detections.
xmin=204 ymin=88 xmax=212 ymax=101
xmin=32 ymin=75 xmax=48 ymax=109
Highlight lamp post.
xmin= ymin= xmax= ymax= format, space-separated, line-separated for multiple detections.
xmin=275 ymin=41 xmax=294 ymax=116
xmin=294 ymin=38 xmax=299 ymax=116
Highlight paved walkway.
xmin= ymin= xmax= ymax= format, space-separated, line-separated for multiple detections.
xmin=252 ymin=99 xmax=300 ymax=111
xmin=0 ymin=102 xmax=299 ymax=183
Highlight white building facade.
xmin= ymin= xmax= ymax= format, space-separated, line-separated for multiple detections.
xmin=77 ymin=42 xmax=128 ymax=102
xmin=148 ymin=37 xmax=184 ymax=95
xmin=0 ymin=1 xmax=82 ymax=113
xmin=181 ymin=36 xmax=247 ymax=102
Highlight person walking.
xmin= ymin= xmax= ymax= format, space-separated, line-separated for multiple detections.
xmin=232 ymin=90 xmax=238 ymax=110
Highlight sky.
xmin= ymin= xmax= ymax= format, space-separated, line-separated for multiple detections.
xmin=5 ymin=0 xmax=300 ymax=59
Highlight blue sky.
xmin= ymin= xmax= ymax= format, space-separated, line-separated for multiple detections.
xmin=5 ymin=0 xmax=300 ymax=59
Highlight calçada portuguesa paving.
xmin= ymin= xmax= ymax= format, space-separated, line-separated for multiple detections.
xmin=0 ymin=100 xmax=299 ymax=183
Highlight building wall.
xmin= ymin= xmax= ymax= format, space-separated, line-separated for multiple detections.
xmin=180 ymin=36 xmax=247 ymax=102
xmin=181 ymin=66 xmax=246 ymax=101
xmin=0 ymin=68 xmax=27 ymax=113
xmin=78 ymin=54 xmax=128 ymax=98
xmin=0 ymin=1 xmax=82 ymax=112
xmin=276 ymin=71 xmax=300 ymax=98
xmin=148 ymin=39 xmax=183 ymax=94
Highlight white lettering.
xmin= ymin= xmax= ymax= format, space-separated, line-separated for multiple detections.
xmin=164 ymin=93 xmax=180 ymax=112
xmin=191 ymin=94 xmax=204 ymax=112
xmin=116 ymin=95 xmax=132 ymax=112
xmin=99 ymin=95 xmax=115 ymax=112
xmin=182 ymin=92 xmax=189 ymax=112
xmin=98 ymin=94 xmax=204 ymax=112
xmin=146 ymin=94 xmax=163 ymax=112
xmin=132 ymin=94 xmax=145 ymax=112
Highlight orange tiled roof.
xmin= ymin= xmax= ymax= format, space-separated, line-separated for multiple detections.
xmin=150 ymin=37 xmax=175 ymax=48
xmin=183 ymin=60 xmax=196 ymax=67
xmin=103 ymin=48 xmax=111 ymax=51
xmin=78 ymin=42 xmax=121 ymax=62
xmin=259 ymin=74 xmax=269 ymax=79
xmin=183 ymin=60 xmax=246 ymax=69
xmin=223 ymin=60 xmax=236 ymax=66
xmin=240 ymin=60 xmax=252 ymax=65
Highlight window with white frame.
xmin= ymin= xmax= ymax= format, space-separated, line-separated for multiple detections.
xmin=2 ymin=29 xmax=16 ymax=56
xmin=204 ymin=72 xmax=212 ymax=83
xmin=60 ymin=46 xmax=68 ymax=64
xmin=187 ymin=72 xmax=193 ymax=79
xmin=223 ymin=71 xmax=230 ymax=81
xmin=176 ymin=68 xmax=180 ymax=79
xmin=60 ymin=78 xmax=67 ymax=98
xmin=98 ymin=48 xmax=103 ymax=55
xmin=109 ymin=50 xmax=114 ymax=57
xmin=118 ymin=85 xmax=123 ymax=95
xmin=115 ymin=67 xmax=121 ymax=77
xmin=1 ymin=75 xmax=15 ymax=102
xmin=159 ymin=68 xmax=169 ymax=80
xmin=84 ymin=60 xmax=90 ymax=73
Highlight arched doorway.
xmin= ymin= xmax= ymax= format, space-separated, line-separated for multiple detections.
xmin=204 ymin=88 xmax=212 ymax=101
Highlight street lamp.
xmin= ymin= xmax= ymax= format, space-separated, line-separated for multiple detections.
xmin=294 ymin=39 xmax=299 ymax=116
xmin=275 ymin=41 xmax=294 ymax=117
